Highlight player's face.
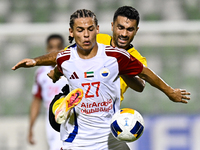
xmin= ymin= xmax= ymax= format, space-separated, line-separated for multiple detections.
xmin=69 ymin=17 xmax=99 ymax=52
xmin=112 ymin=16 xmax=139 ymax=50
xmin=47 ymin=38 xmax=63 ymax=53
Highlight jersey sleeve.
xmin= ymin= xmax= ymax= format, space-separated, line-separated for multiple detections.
xmin=105 ymin=46 xmax=143 ymax=76
xmin=120 ymin=47 xmax=147 ymax=101
xmin=127 ymin=48 xmax=147 ymax=67
xmin=119 ymin=54 xmax=143 ymax=76
xmin=56 ymin=50 xmax=71 ymax=74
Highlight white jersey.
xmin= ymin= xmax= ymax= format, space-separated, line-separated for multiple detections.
xmin=56 ymin=43 xmax=143 ymax=148
xmin=32 ymin=66 xmax=68 ymax=150
xmin=32 ymin=66 xmax=68 ymax=110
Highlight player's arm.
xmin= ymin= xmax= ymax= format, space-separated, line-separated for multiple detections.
xmin=121 ymin=48 xmax=147 ymax=93
xmin=120 ymin=75 xmax=145 ymax=92
xmin=12 ymin=50 xmax=64 ymax=70
xmin=138 ymin=66 xmax=190 ymax=103
xmin=118 ymin=51 xmax=190 ymax=103
xmin=47 ymin=66 xmax=63 ymax=83
xmin=28 ymin=96 xmax=42 ymax=145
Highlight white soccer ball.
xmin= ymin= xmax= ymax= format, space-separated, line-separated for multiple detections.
xmin=110 ymin=108 xmax=144 ymax=142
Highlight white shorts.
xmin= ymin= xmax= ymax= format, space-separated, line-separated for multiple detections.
xmin=46 ymin=119 xmax=63 ymax=150
xmin=62 ymin=133 xmax=130 ymax=150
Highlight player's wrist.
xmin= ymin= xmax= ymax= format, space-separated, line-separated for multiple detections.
xmin=164 ymin=87 xmax=175 ymax=100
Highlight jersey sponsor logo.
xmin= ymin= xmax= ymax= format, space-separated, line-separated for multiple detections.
xmin=80 ymin=99 xmax=113 ymax=114
xmin=69 ymin=72 xmax=79 ymax=79
xmin=100 ymin=68 xmax=110 ymax=78
xmin=84 ymin=71 xmax=94 ymax=78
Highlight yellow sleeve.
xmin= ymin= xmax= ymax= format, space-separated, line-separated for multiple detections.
xmin=120 ymin=47 xmax=147 ymax=101
xmin=127 ymin=48 xmax=147 ymax=67
xmin=96 ymin=33 xmax=112 ymax=45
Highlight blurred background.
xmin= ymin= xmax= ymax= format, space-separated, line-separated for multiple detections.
xmin=0 ymin=0 xmax=200 ymax=149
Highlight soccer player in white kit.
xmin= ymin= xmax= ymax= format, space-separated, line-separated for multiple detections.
xmin=55 ymin=44 xmax=142 ymax=150
xmin=28 ymin=34 xmax=69 ymax=150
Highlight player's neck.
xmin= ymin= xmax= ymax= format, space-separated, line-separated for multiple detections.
xmin=77 ymin=43 xmax=98 ymax=59
xmin=110 ymin=39 xmax=115 ymax=47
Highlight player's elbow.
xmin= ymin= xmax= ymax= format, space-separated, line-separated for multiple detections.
xmin=131 ymin=84 xmax=145 ymax=93
xmin=138 ymin=80 xmax=145 ymax=92
xmin=129 ymin=77 xmax=145 ymax=93
xmin=138 ymin=86 xmax=145 ymax=92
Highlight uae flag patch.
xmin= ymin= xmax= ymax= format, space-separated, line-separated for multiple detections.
xmin=84 ymin=71 xmax=94 ymax=78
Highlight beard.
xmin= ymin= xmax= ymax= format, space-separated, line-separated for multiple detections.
xmin=113 ymin=34 xmax=134 ymax=50
xmin=116 ymin=36 xmax=129 ymax=49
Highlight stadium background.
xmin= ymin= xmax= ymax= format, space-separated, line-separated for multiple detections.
xmin=0 ymin=0 xmax=200 ymax=149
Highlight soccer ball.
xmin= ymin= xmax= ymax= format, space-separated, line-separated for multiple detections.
xmin=110 ymin=108 xmax=144 ymax=142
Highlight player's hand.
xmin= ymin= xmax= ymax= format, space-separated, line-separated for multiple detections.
xmin=168 ymin=89 xmax=190 ymax=103
xmin=12 ymin=58 xmax=36 ymax=70
xmin=28 ymin=130 xmax=35 ymax=145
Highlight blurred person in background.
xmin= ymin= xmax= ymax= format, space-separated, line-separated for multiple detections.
xmin=28 ymin=34 xmax=69 ymax=150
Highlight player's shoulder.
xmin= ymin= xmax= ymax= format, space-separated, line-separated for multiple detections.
xmin=127 ymin=46 xmax=142 ymax=55
xmin=104 ymin=45 xmax=130 ymax=59
xmin=57 ymin=44 xmax=76 ymax=59
xmin=57 ymin=44 xmax=76 ymax=65
xmin=97 ymin=33 xmax=111 ymax=45
xmin=127 ymin=46 xmax=141 ymax=56
xmin=127 ymin=45 xmax=147 ymax=66
xmin=63 ymin=43 xmax=76 ymax=51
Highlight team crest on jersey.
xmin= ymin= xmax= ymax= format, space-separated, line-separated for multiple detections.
xmin=100 ymin=68 xmax=110 ymax=78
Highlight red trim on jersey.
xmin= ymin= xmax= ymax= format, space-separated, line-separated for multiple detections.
xmin=34 ymin=83 xmax=42 ymax=99
xmin=105 ymin=46 xmax=130 ymax=58
xmin=105 ymin=46 xmax=143 ymax=76
xmin=57 ymin=50 xmax=71 ymax=74
xmin=34 ymin=69 xmax=43 ymax=99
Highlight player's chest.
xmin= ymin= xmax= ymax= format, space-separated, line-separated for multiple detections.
xmin=62 ymin=57 xmax=119 ymax=84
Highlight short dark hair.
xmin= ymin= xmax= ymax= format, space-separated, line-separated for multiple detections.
xmin=69 ymin=9 xmax=98 ymax=43
xmin=113 ymin=6 xmax=140 ymax=26
xmin=46 ymin=34 xmax=65 ymax=45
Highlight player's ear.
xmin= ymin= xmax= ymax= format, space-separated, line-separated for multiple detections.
xmin=136 ymin=27 xmax=139 ymax=32
xmin=111 ymin=22 xmax=113 ymax=32
xmin=135 ymin=27 xmax=139 ymax=35
xmin=69 ymin=28 xmax=73 ymax=37
xmin=96 ymin=25 xmax=99 ymax=34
